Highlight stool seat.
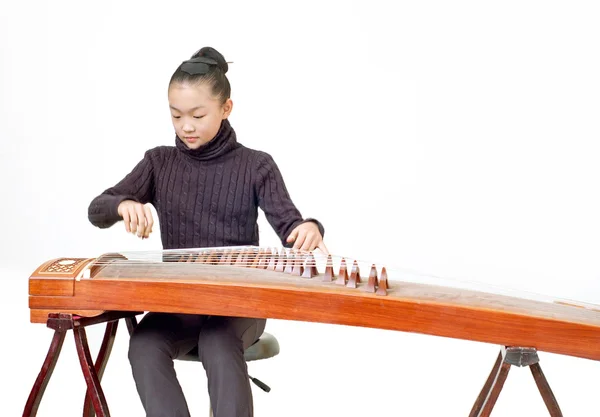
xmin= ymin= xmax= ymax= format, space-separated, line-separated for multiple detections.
xmin=177 ymin=332 xmax=280 ymax=362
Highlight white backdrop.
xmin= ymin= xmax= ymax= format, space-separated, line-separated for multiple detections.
xmin=2 ymin=0 xmax=600 ymax=415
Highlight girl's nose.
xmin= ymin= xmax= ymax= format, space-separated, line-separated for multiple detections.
xmin=182 ymin=124 xmax=194 ymax=132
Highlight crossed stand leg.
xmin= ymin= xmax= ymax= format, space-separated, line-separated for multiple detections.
xmin=22 ymin=311 xmax=141 ymax=417
xmin=469 ymin=346 xmax=563 ymax=417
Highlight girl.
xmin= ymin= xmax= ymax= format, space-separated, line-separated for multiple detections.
xmin=88 ymin=46 xmax=327 ymax=417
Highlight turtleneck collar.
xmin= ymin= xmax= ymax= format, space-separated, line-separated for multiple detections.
xmin=175 ymin=119 xmax=239 ymax=161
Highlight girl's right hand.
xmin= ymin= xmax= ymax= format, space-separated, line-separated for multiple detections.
xmin=117 ymin=200 xmax=154 ymax=239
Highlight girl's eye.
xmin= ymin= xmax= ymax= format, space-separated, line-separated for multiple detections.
xmin=194 ymin=115 xmax=205 ymax=119
xmin=172 ymin=115 xmax=181 ymax=119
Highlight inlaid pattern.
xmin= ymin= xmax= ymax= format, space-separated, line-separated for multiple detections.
xmin=41 ymin=258 xmax=88 ymax=275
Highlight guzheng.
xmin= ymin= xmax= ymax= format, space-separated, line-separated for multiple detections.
xmin=25 ymin=246 xmax=600 ymax=416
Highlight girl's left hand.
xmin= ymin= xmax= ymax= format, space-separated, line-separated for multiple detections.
xmin=287 ymin=222 xmax=329 ymax=254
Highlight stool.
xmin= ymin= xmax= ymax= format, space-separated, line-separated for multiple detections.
xmin=177 ymin=332 xmax=280 ymax=416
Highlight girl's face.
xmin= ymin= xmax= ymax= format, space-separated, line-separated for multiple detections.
xmin=168 ymin=82 xmax=232 ymax=149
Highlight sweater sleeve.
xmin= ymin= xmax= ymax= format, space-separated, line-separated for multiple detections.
xmin=254 ymin=152 xmax=325 ymax=246
xmin=87 ymin=150 xmax=156 ymax=229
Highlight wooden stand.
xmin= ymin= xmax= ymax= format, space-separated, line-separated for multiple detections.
xmin=23 ymin=312 xmax=564 ymax=416
xmin=22 ymin=311 xmax=141 ymax=417
xmin=469 ymin=346 xmax=563 ymax=417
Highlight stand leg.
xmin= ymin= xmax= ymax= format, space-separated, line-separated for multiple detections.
xmin=82 ymin=321 xmax=119 ymax=417
xmin=530 ymin=363 xmax=563 ymax=417
xmin=469 ymin=347 xmax=563 ymax=417
xmin=22 ymin=330 xmax=66 ymax=417
xmin=125 ymin=316 xmax=137 ymax=336
xmin=469 ymin=352 xmax=503 ymax=416
xmin=469 ymin=349 xmax=511 ymax=417
xmin=74 ymin=327 xmax=111 ymax=417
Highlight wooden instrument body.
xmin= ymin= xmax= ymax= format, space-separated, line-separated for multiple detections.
xmin=28 ymin=247 xmax=600 ymax=362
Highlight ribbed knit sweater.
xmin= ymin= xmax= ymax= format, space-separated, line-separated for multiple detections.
xmin=87 ymin=119 xmax=324 ymax=249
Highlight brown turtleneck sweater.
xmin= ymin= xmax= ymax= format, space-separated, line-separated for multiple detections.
xmin=87 ymin=119 xmax=324 ymax=249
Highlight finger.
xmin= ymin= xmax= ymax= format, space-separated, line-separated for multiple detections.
xmin=134 ymin=204 xmax=146 ymax=237
xmin=129 ymin=207 xmax=139 ymax=234
xmin=143 ymin=205 xmax=154 ymax=238
xmin=287 ymin=228 xmax=299 ymax=243
xmin=144 ymin=209 xmax=153 ymax=238
xmin=292 ymin=232 xmax=307 ymax=250
xmin=122 ymin=209 xmax=131 ymax=233
xmin=300 ymin=233 xmax=315 ymax=252
xmin=317 ymin=240 xmax=329 ymax=255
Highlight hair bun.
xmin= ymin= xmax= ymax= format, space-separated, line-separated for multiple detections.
xmin=191 ymin=47 xmax=228 ymax=73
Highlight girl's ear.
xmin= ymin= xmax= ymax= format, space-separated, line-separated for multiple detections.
xmin=222 ymin=99 xmax=233 ymax=119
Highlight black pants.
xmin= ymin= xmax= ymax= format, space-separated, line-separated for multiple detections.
xmin=128 ymin=312 xmax=266 ymax=417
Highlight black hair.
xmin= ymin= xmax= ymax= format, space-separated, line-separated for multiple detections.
xmin=169 ymin=47 xmax=231 ymax=104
